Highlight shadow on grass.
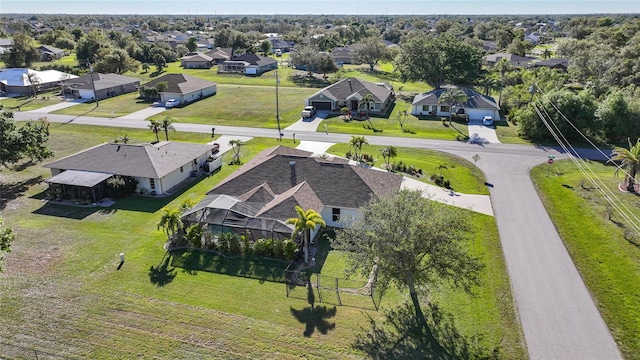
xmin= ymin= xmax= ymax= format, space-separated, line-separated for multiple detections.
xmin=170 ymin=248 xmax=290 ymax=283
xmin=355 ymin=302 xmax=500 ymax=360
xmin=290 ymin=281 xmax=337 ymax=337
xmin=1 ymin=175 xmax=44 ymax=211
xmin=32 ymin=201 xmax=101 ymax=220
xmin=149 ymin=252 xmax=177 ymax=287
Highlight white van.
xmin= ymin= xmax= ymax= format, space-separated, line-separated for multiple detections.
xmin=274 ymin=49 xmax=282 ymax=57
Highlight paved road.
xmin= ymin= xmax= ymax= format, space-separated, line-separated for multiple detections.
xmin=14 ymin=111 xmax=622 ymax=360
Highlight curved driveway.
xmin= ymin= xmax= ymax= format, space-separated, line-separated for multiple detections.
xmin=15 ymin=111 xmax=622 ymax=360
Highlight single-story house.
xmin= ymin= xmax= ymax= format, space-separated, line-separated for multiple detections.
xmin=411 ymin=87 xmax=500 ymax=121
xmin=332 ymin=46 xmax=358 ymax=65
xmin=183 ymin=146 xmax=403 ymax=241
xmin=485 ymin=52 xmax=536 ymax=68
xmin=206 ymin=48 xmax=232 ymax=64
xmin=304 ymin=77 xmax=395 ymax=115
xmin=180 ymin=52 xmax=214 ymax=69
xmin=531 ymin=58 xmax=570 ymax=72
xmin=0 ymin=68 xmax=77 ymax=95
xmin=38 ymin=45 xmax=66 ymax=61
xmin=270 ymin=38 xmax=294 ymax=53
xmin=218 ymin=54 xmax=277 ymax=76
xmin=0 ymin=39 xmax=12 ymax=49
xmin=63 ymin=73 xmax=140 ymax=101
xmin=43 ymin=141 xmax=217 ymax=202
xmin=142 ymin=73 xmax=217 ymax=105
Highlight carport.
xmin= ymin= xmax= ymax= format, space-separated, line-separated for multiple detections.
xmin=46 ymin=170 xmax=113 ymax=203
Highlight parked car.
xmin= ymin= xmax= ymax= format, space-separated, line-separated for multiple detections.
xmin=152 ymin=101 xmax=161 ymax=107
xmin=165 ymin=99 xmax=179 ymax=108
xmin=301 ymin=106 xmax=316 ymax=118
xmin=482 ymin=116 xmax=494 ymax=126
xmin=211 ymin=143 xmax=220 ymax=154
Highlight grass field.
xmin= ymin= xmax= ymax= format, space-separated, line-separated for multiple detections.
xmin=326 ymin=143 xmax=489 ymax=195
xmin=0 ymin=89 xmax=64 ymax=111
xmin=531 ymin=159 xmax=640 ymax=359
xmin=52 ymin=92 xmax=154 ymax=117
xmin=0 ymin=124 xmax=524 ymax=359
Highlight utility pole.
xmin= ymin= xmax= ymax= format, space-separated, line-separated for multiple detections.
xmin=275 ymin=65 xmax=281 ymax=141
xmin=86 ymin=60 xmax=99 ymax=107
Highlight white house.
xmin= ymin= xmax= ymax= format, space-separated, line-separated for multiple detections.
xmin=0 ymin=68 xmax=77 ymax=95
xmin=142 ymin=73 xmax=217 ymax=106
xmin=411 ymin=88 xmax=500 ymax=121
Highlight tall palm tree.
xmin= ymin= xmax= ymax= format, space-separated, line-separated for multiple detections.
xmin=286 ymin=206 xmax=326 ymax=263
xmin=160 ymin=116 xmax=175 ymax=141
xmin=438 ymin=88 xmax=468 ymax=125
xmin=381 ymin=145 xmax=397 ymax=171
xmin=494 ymin=57 xmax=513 ymax=108
xmin=349 ymin=135 xmax=368 ymax=162
xmin=148 ymin=119 xmax=161 ymax=142
xmin=359 ymin=93 xmax=377 ymax=129
xmin=228 ymin=139 xmax=245 ymax=165
xmin=609 ymin=138 xmax=640 ymax=192
xmin=157 ymin=207 xmax=183 ymax=242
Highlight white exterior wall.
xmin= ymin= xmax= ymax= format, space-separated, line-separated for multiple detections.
xmin=77 ymin=89 xmax=95 ymax=99
xmin=160 ymin=85 xmax=217 ymax=105
xmin=135 ymin=177 xmax=157 ymax=194
xmin=319 ymin=207 xmax=360 ymax=229
xmin=245 ymin=67 xmax=258 ymax=75
xmin=465 ymin=108 xmax=500 ymax=121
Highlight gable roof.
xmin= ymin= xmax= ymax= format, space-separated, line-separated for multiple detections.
xmin=44 ymin=141 xmax=211 ymax=179
xmin=308 ymin=77 xmax=393 ymax=103
xmin=226 ymin=53 xmax=277 ymax=67
xmin=531 ymin=58 xmax=570 ymax=68
xmin=180 ymin=52 xmax=213 ymax=62
xmin=412 ymin=87 xmax=499 ymax=110
xmin=38 ymin=44 xmax=65 ymax=54
xmin=208 ymin=146 xmax=403 ymax=209
xmin=485 ymin=52 xmax=535 ymax=64
xmin=143 ymin=74 xmax=216 ymax=95
xmin=63 ymin=73 xmax=139 ymax=91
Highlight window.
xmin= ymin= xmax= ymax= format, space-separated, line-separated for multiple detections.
xmin=149 ymin=178 xmax=155 ymax=189
xmin=440 ymin=105 xmax=450 ymax=113
xmin=422 ymin=105 xmax=430 ymax=112
xmin=180 ymin=166 xmax=184 ymax=173
xmin=332 ymin=208 xmax=340 ymax=222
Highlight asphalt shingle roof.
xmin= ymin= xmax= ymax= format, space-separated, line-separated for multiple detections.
xmin=44 ymin=141 xmax=212 ymax=178
xmin=143 ymin=74 xmax=216 ymax=95
xmin=309 ymin=77 xmax=393 ymax=103
xmin=412 ymin=88 xmax=499 ymax=110
xmin=64 ymin=73 xmax=140 ymax=91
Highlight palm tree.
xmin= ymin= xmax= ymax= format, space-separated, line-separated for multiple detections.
xmin=438 ymin=88 xmax=468 ymax=125
xmin=359 ymin=93 xmax=376 ymax=129
xmin=609 ymin=138 xmax=640 ymax=192
xmin=27 ymin=71 xmax=41 ymax=97
xmin=286 ymin=206 xmax=326 ymax=263
xmin=160 ymin=116 xmax=175 ymax=141
xmin=542 ymin=48 xmax=552 ymax=59
xmin=148 ymin=119 xmax=161 ymax=142
xmin=157 ymin=207 xmax=183 ymax=242
xmin=494 ymin=58 xmax=513 ymax=108
xmin=229 ymin=139 xmax=245 ymax=165
xmin=381 ymin=145 xmax=397 ymax=171
xmin=349 ymin=136 xmax=368 ymax=162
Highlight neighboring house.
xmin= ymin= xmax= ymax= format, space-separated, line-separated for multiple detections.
xmin=270 ymin=38 xmax=294 ymax=53
xmin=482 ymin=40 xmax=498 ymax=52
xmin=218 ymin=54 xmax=277 ymax=76
xmin=0 ymin=68 xmax=77 ymax=95
xmin=525 ymin=32 xmax=541 ymax=44
xmin=411 ymin=87 xmax=500 ymax=121
xmin=0 ymin=38 xmax=12 ymax=49
xmin=332 ymin=46 xmax=359 ymax=65
xmin=180 ymin=52 xmax=214 ymax=69
xmin=182 ymin=146 xmax=403 ymax=241
xmin=142 ymin=73 xmax=217 ymax=105
xmin=206 ymin=48 xmax=232 ymax=64
xmin=63 ymin=73 xmax=140 ymax=101
xmin=531 ymin=58 xmax=570 ymax=72
xmin=485 ymin=52 xmax=536 ymax=68
xmin=38 ymin=45 xmax=66 ymax=61
xmin=44 ymin=141 xmax=216 ymax=202
xmin=304 ymin=77 xmax=395 ymax=115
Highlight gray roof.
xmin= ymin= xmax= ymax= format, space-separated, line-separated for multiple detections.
xmin=181 ymin=52 xmax=213 ymax=62
xmin=412 ymin=87 xmax=499 ymax=110
xmin=46 ymin=170 xmax=113 ymax=187
xmin=0 ymin=39 xmax=12 ymax=47
xmin=143 ymin=74 xmax=216 ymax=95
xmin=64 ymin=73 xmax=140 ymax=91
xmin=226 ymin=53 xmax=277 ymax=67
xmin=39 ymin=44 xmax=65 ymax=54
xmin=44 ymin=141 xmax=212 ymax=179
xmin=208 ymin=146 xmax=403 ymax=210
xmin=308 ymin=77 xmax=393 ymax=103
xmin=485 ymin=52 xmax=535 ymax=64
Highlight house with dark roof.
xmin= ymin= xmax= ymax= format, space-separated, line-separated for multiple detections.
xmin=63 ymin=73 xmax=140 ymax=101
xmin=180 ymin=52 xmax=214 ymax=69
xmin=331 ymin=46 xmax=359 ymax=65
xmin=269 ymin=38 xmax=294 ymax=53
xmin=38 ymin=45 xmax=66 ymax=61
xmin=183 ymin=146 xmax=403 ymax=241
xmin=531 ymin=58 xmax=570 ymax=72
xmin=142 ymin=74 xmax=217 ymax=105
xmin=304 ymin=77 xmax=395 ymax=115
xmin=411 ymin=87 xmax=500 ymax=121
xmin=485 ymin=52 xmax=535 ymax=68
xmin=206 ymin=48 xmax=232 ymax=64
xmin=218 ymin=53 xmax=277 ymax=76
xmin=44 ymin=141 xmax=216 ymax=202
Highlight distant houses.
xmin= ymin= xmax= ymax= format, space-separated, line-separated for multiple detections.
xmin=63 ymin=73 xmax=140 ymax=101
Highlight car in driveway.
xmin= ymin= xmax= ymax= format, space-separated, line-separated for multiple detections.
xmin=482 ymin=116 xmax=494 ymax=127
xmin=165 ymin=99 xmax=179 ymax=108
xmin=301 ymin=106 xmax=316 ymax=118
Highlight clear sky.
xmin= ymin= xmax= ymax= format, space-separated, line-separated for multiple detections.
xmin=1 ymin=0 xmax=638 ymax=15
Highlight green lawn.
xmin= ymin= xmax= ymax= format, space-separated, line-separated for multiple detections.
xmin=149 ymin=84 xmax=317 ymax=128
xmin=0 ymin=124 xmax=523 ymax=358
xmin=326 ymin=143 xmax=489 ymax=195
xmin=51 ymin=92 xmax=154 ymax=117
xmin=531 ymin=160 xmax=640 ymax=360
xmin=0 ymin=89 xmax=64 ymax=111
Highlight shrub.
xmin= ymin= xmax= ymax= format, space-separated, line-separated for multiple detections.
xmin=273 ymin=239 xmax=285 ymax=259
xmin=185 ymin=224 xmax=204 ymax=248
xmin=105 ymin=175 xmax=138 ymax=199
xmin=254 ymin=238 xmax=274 ymax=257
xmin=217 ymin=233 xmax=230 ymax=254
xmin=283 ymin=239 xmax=297 ymax=260
xmin=227 ymin=233 xmax=242 ymax=255
xmin=242 ymin=235 xmax=252 ymax=256
xmin=203 ymin=230 xmax=217 ymax=250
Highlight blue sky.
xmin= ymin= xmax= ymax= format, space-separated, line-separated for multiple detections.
xmin=1 ymin=0 xmax=638 ymax=15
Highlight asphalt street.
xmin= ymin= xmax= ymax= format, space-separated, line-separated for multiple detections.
xmin=14 ymin=110 xmax=622 ymax=360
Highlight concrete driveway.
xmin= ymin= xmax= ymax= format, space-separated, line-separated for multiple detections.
xmin=295 ymin=140 xmax=335 ymax=155
xmin=114 ymin=106 xmax=166 ymax=120
xmin=284 ymin=110 xmax=331 ymax=132
xmin=468 ymin=119 xmax=501 ymax=144
xmin=25 ymin=98 xmax=88 ymax=114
